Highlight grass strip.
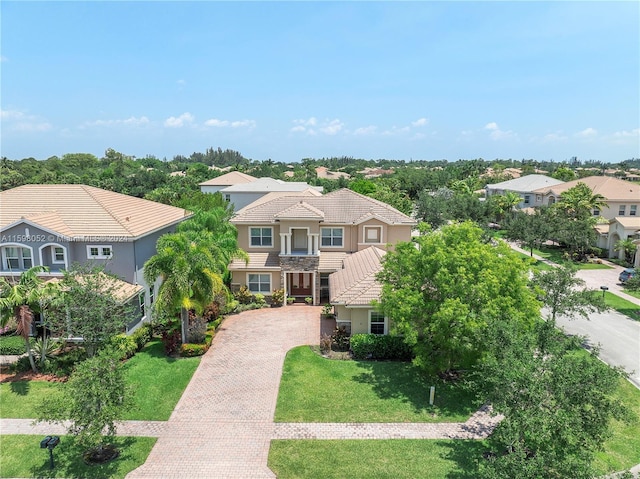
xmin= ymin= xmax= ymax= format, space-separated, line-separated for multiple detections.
xmin=0 ymin=435 xmax=155 ymax=479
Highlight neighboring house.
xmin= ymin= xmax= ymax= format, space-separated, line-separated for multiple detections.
xmin=228 ymin=188 xmax=415 ymax=306
xmin=485 ymin=174 xmax=565 ymax=208
xmin=0 ymin=184 xmax=191 ymax=331
xmin=532 ymin=176 xmax=640 ymax=220
xmin=329 ymin=246 xmax=388 ymax=335
xmin=602 ymin=217 xmax=640 ymax=262
xmin=200 ymin=174 xmax=323 ymax=211
xmin=315 ymin=166 xmax=351 ymax=180
xmin=199 ymin=171 xmax=257 ymax=196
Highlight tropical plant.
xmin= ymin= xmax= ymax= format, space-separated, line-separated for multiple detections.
xmin=144 ymin=232 xmax=225 ymax=344
xmin=556 ymin=182 xmax=608 ymax=219
xmin=614 ymin=238 xmax=637 ymax=265
xmin=0 ymin=266 xmax=58 ymax=371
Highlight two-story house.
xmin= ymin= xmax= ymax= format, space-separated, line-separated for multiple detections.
xmin=200 ymin=172 xmax=323 ymax=211
xmin=485 ymin=174 xmax=565 ymax=208
xmin=228 ymin=188 xmax=416 ymax=309
xmin=0 ymin=184 xmax=191 ymax=331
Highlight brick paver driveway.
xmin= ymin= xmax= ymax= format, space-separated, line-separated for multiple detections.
xmin=126 ymin=305 xmax=321 ymax=479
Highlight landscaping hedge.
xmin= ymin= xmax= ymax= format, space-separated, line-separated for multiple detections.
xmin=350 ymin=334 xmax=413 ymax=361
xmin=0 ymin=335 xmax=32 ymax=355
xmin=180 ymin=331 xmax=214 ymax=357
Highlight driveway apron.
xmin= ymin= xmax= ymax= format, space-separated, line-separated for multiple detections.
xmin=126 ymin=305 xmax=321 ymax=479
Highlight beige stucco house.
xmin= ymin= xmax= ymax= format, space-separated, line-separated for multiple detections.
xmin=531 ymin=176 xmax=639 ymax=220
xmin=485 ymin=174 xmax=565 ymax=208
xmin=228 ymin=188 xmax=415 ymax=308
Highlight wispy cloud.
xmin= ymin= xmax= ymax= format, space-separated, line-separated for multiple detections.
xmin=411 ymin=118 xmax=429 ymax=127
xmin=576 ymin=127 xmax=597 ymax=138
xmin=484 ymin=122 xmax=515 ymax=141
xmin=612 ymin=128 xmax=638 ymax=138
xmin=542 ymin=132 xmax=568 ymax=142
xmin=353 ymin=125 xmax=377 ymax=136
xmin=290 ymin=117 xmax=342 ymax=135
xmin=382 ymin=125 xmax=410 ymax=136
xmin=164 ymin=112 xmax=194 ymax=128
xmin=1 ymin=109 xmax=52 ymax=132
xmin=82 ymin=116 xmax=150 ymax=128
xmin=204 ymin=118 xmax=256 ymax=129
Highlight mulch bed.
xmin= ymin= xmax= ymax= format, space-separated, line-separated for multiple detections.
xmin=0 ymin=365 xmax=67 ymax=383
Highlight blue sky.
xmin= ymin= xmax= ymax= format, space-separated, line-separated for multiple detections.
xmin=1 ymin=1 xmax=638 ymax=164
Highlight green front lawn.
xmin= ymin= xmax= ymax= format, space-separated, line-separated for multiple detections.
xmin=605 ymin=292 xmax=640 ymax=322
xmin=269 ymin=439 xmax=484 ymax=479
xmin=0 ymin=340 xmax=200 ymax=420
xmin=594 ymin=378 xmax=640 ymax=474
xmin=0 ymin=435 xmax=155 ymax=479
xmin=274 ymin=346 xmax=479 ymax=423
xmin=513 ymin=251 xmax=553 ymax=271
xmin=532 ymin=245 xmax=613 ymax=270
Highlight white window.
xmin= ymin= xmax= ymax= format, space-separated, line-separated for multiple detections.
xmin=630 ymin=205 xmax=637 ymax=216
xmin=224 ymin=194 xmax=231 ymax=202
xmin=321 ymin=228 xmax=343 ymax=247
xmin=250 ymin=228 xmax=273 ymax=247
xmin=369 ymin=311 xmax=387 ymax=335
xmin=51 ymin=246 xmax=66 ymax=264
xmin=248 ymin=273 xmax=271 ymax=293
xmin=619 ymin=205 xmax=626 ymax=216
xmin=1 ymin=246 xmax=32 ymax=270
xmin=524 ymin=195 xmax=530 ymax=205
xmin=139 ymin=292 xmax=146 ymax=318
xmin=593 ymin=209 xmax=600 ymax=216
xmin=87 ymin=245 xmax=113 ymax=259
xmin=364 ymin=226 xmax=382 ymax=243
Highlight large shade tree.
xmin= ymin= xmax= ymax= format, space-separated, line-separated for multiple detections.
xmin=0 ymin=266 xmax=58 ymax=372
xmin=377 ymin=222 xmax=540 ymax=375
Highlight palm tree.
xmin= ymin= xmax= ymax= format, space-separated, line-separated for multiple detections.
xmin=144 ymin=232 xmax=225 ymax=344
xmin=614 ymin=238 xmax=637 ymax=265
xmin=0 ymin=266 xmax=57 ymax=372
xmin=556 ymin=182 xmax=608 ymax=219
xmin=490 ymin=191 xmax=522 ymax=222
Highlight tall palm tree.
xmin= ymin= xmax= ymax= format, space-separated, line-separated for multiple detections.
xmin=0 ymin=266 xmax=58 ymax=372
xmin=144 ymin=232 xmax=225 ymax=344
xmin=557 ymin=182 xmax=608 ymax=219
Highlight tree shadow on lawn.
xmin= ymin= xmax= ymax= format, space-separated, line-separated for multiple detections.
xmin=10 ymin=380 xmax=30 ymax=395
xmin=29 ymin=436 xmax=137 ymax=479
xmin=352 ymin=361 xmax=481 ymax=419
xmin=439 ymin=439 xmax=485 ymax=479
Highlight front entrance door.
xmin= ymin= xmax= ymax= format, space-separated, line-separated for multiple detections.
xmin=289 ymin=272 xmax=312 ymax=297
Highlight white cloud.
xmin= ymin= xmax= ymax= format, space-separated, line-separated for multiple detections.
xmin=1 ymin=109 xmax=52 ymax=131
xmin=484 ymin=122 xmax=515 ymax=141
xmin=290 ymin=125 xmax=306 ymax=133
xmin=83 ymin=116 xmax=150 ymax=128
xmin=354 ymin=125 xmax=377 ymax=136
xmin=164 ymin=112 xmax=194 ymax=128
xmin=542 ymin=132 xmax=568 ymax=142
xmin=293 ymin=117 xmax=317 ymax=127
xmin=612 ymin=128 xmax=639 ymax=138
xmin=382 ymin=126 xmax=410 ymax=136
xmin=204 ymin=119 xmax=229 ymax=127
xmin=576 ymin=127 xmax=597 ymax=138
xmin=411 ymin=118 xmax=429 ymax=127
xmin=319 ymin=119 xmax=344 ymax=135
xmin=230 ymin=119 xmax=256 ymax=128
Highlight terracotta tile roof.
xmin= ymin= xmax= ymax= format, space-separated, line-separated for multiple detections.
xmin=532 ymin=176 xmax=640 ymax=201
xmin=274 ymin=201 xmax=325 ymax=220
xmin=199 ymin=171 xmax=256 ymax=186
xmin=614 ymin=217 xmax=640 ymax=229
xmin=228 ymin=252 xmax=280 ymax=270
xmin=329 ymin=247 xmax=386 ymax=306
xmin=232 ymin=188 xmax=416 ymax=226
xmin=0 ymin=184 xmax=191 ymax=239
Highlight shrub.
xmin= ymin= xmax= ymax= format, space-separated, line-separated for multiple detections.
xmin=0 ymin=335 xmax=32 ymax=355
xmin=271 ymin=288 xmax=285 ymax=306
xmin=286 ymin=297 xmax=295 ymax=305
xmin=109 ymin=334 xmax=138 ymax=360
xmin=322 ymin=304 xmax=334 ymax=315
xmin=186 ymin=317 xmax=207 ymax=344
xmin=305 ymin=297 xmax=313 ymax=305
xmin=254 ymin=293 xmax=266 ymax=307
xmin=162 ymin=329 xmax=181 ymax=356
xmin=180 ymin=331 xmax=214 ymax=357
xmin=625 ymin=275 xmax=640 ymax=292
xmin=130 ymin=323 xmax=153 ymax=350
xmin=33 ymin=338 xmax=62 ymax=362
xmin=350 ymin=334 xmax=413 ymax=361
xmin=331 ymin=326 xmax=350 ymax=351
xmin=319 ymin=333 xmax=332 ymax=354
xmin=234 ymin=285 xmax=254 ymax=305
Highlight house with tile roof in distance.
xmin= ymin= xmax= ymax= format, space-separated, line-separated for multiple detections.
xmin=329 ymin=246 xmax=388 ymax=335
xmin=0 ymin=184 xmax=191 ymax=331
xmin=228 ymin=188 xmax=416 ymax=309
xmin=485 ymin=174 xmax=565 ymax=209
xmin=199 ymin=172 xmax=323 ymax=211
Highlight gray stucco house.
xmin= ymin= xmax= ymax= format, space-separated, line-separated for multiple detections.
xmin=0 ymin=184 xmax=191 ymax=331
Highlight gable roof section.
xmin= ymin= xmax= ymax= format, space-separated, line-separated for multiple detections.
xmin=232 ymin=188 xmax=416 ymax=226
xmin=0 ymin=184 xmax=191 ymax=239
xmin=236 ymin=188 xmax=323 ymax=213
xmin=274 ymin=201 xmax=325 ymax=221
xmin=532 ymin=176 xmax=640 ymax=201
xmin=329 ymin=246 xmax=386 ymax=306
xmin=199 ymin=171 xmax=256 ymax=186
xmin=486 ymin=174 xmax=564 ymax=192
